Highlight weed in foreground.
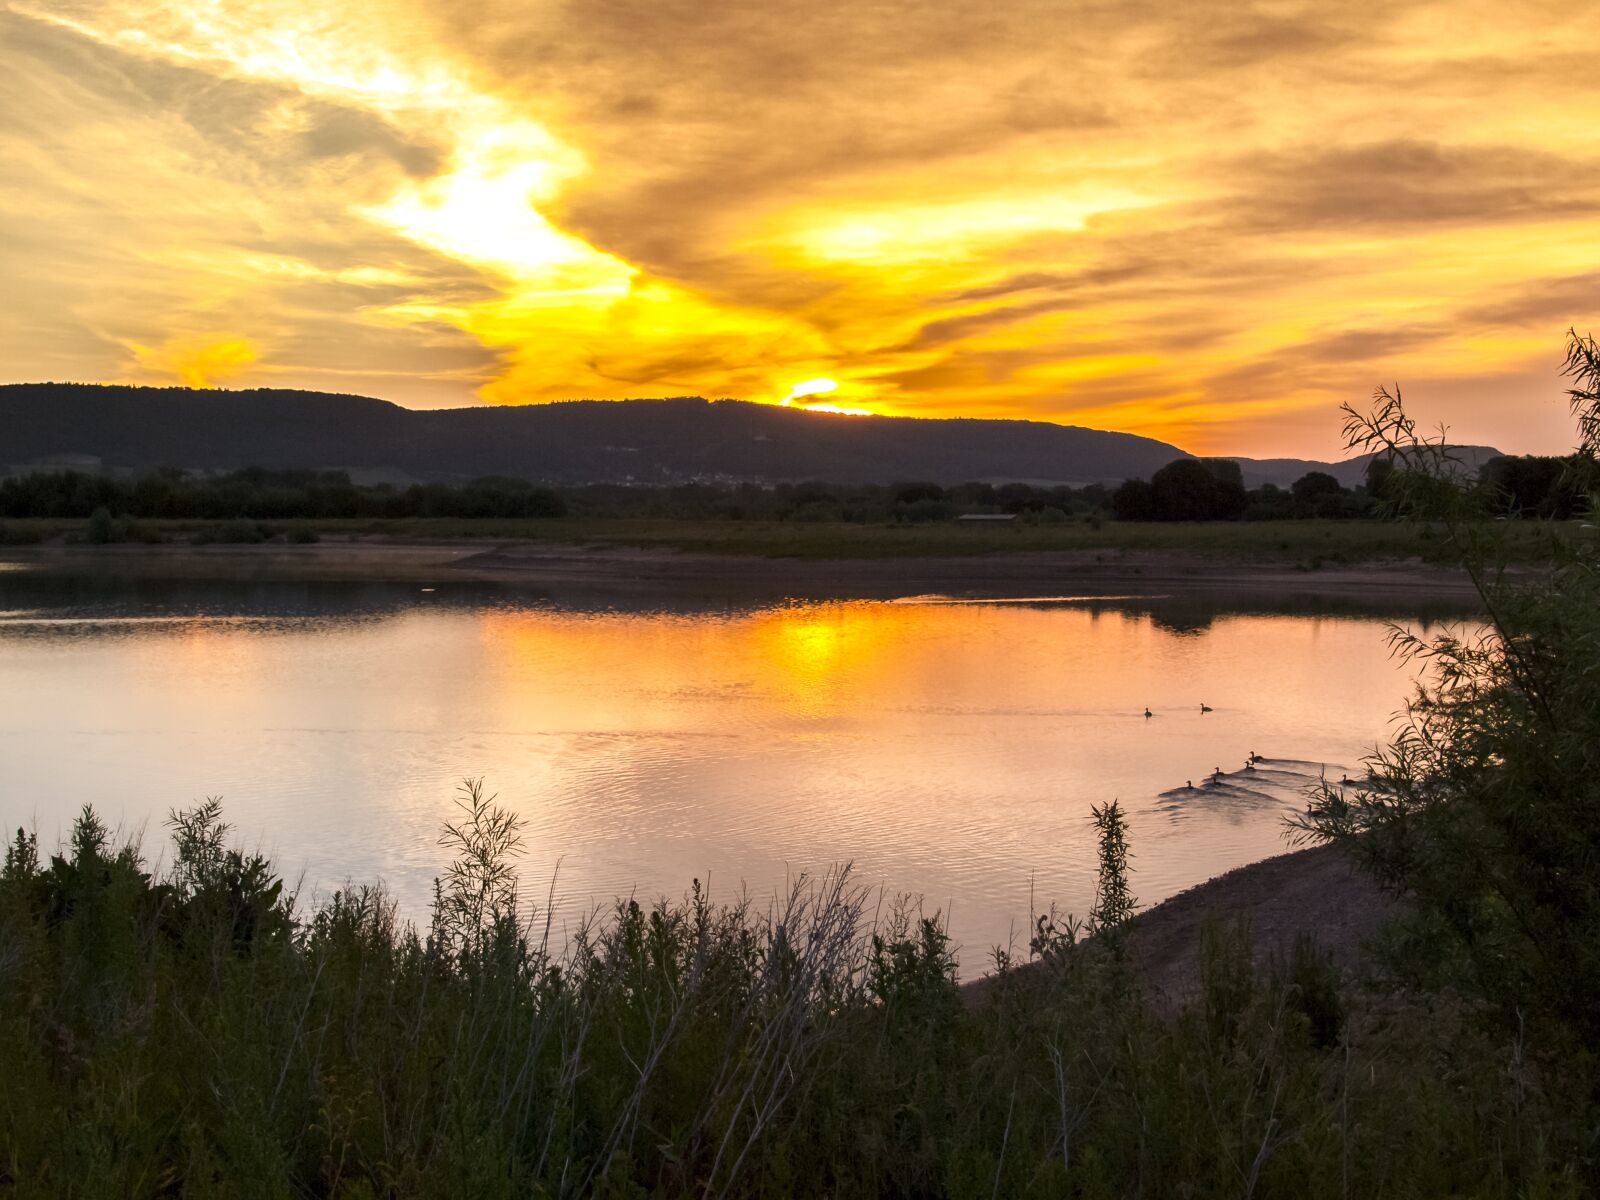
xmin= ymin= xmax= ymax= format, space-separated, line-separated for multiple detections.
xmin=0 ymin=785 xmax=1589 ymax=1196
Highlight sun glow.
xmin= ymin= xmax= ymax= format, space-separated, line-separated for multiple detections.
xmin=777 ymin=378 xmax=873 ymax=417
xmin=127 ymin=336 xmax=259 ymax=388
xmin=781 ymin=378 xmax=838 ymax=405
xmin=363 ymin=120 xmax=632 ymax=295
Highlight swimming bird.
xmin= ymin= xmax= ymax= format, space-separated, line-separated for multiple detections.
xmin=1144 ymin=707 xmax=1153 ymax=719
xmin=1185 ymin=780 xmax=1194 ymax=790
xmin=1249 ymin=750 xmax=1261 ymax=764
xmin=1200 ymin=702 xmax=1213 ymax=713
xmin=1244 ymin=758 xmax=1255 ymax=771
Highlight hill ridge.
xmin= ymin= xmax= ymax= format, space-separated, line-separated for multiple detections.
xmin=0 ymin=382 xmax=1502 ymax=488
xmin=0 ymin=383 xmax=1188 ymax=486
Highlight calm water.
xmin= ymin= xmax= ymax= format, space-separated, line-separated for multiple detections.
xmin=0 ymin=574 xmax=1456 ymax=970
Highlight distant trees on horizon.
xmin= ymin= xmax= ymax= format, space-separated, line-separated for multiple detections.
xmin=0 ymin=452 xmax=1582 ymax=528
xmin=0 ymin=467 xmax=567 ymax=523
xmin=1110 ymin=452 xmax=1581 ymax=523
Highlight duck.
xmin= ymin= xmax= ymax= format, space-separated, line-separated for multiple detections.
xmin=1144 ymin=707 xmax=1153 ymax=719
xmin=1200 ymin=702 xmax=1213 ymax=714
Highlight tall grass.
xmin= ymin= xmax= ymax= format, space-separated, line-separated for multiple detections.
xmin=1 ymin=790 xmax=1587 ymax=1196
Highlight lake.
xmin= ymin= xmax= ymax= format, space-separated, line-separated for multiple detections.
xmin=0 ymin=572 xmax=1456 ymax=970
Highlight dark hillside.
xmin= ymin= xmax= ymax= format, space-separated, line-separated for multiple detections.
xmin=0 ymin=384 xmax=1190 ymax=485
xmin=1229 ymin=448 xmax=1504 ymax=489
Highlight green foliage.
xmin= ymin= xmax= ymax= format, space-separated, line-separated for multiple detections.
xmin=1274 ymin=933 xmax=1345 ymax=1050
xmin=1110 ymin=476 xmax=1157 ymax=521
xmin=192 ymin=517 xmax=267 ymax=544
xmin=1112 ymin=455 xmax=1413 ymax=524
xmin=0 ymin=520 xmax=45 ymax=545
xmin=78 ymin=504 xmax=162 ymax=544
xmin=1087 ymin=800 xmax=1136 ymax=946
xmin=0 ymin=466 xmax=568 ymax=522
xmin=1150 ymin=458 xmax=1248 ymax=521
xmin=0 ymin=790 xmax=1590 ymax=1195
xmin=431 ymin=778 xmax=525 ymax=956
xmin=85 ymin=505 xmax=114 ymax=544
xmin=1199 ymin=916 xmax=1256 ymax=1046
xmin=1296 ymin=329 xmax=1600 ymax=1054
xmin=1291 ymin=471 xmax=1341 ymax=502
xmin=4 ymin=826 xmax=38 ymax=879
xmin=1478 ymin=454 xmax=1582 ymax=519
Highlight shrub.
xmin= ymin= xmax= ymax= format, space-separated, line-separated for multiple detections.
xmin=1295 ymin=327 xmax=1600 ymax=1048
xmin=0 ymin=790 xmax=1591 ymax=1194
xmin=193 ymin=518 xmax=266 ymax=544
xmin=85 ymin=505 xmax=115 ymax=544
xmin=0 ymin=522 xmax=44 ymax=545
xmin=1276 ymin=933 xmax=1345 ymax=1049
xmin=1110 ymin=477 xmax=1156 ymax=521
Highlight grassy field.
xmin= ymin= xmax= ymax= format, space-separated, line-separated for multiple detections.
xmin=1 ymin=515 xmax=1586 ymax=563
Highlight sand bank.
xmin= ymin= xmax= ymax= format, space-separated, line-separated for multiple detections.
xmin=0 ymin=538 xmax=1486 ymax=606
xmin=963 ymin=843 xmax=1396 ymax=1006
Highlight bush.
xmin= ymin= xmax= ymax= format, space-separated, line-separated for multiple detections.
xmin=1276 ymin=933 xmax=1345 ymax=1049
xmin=1 ymin=788 xmax=1590 ymax=1194
xmin=1296 ymin=328 xmax=1600 ymax=1049
xmin=0 ymin=521 xmax=44 ymax=545
xmin=85 ymin=505 xmax=115 ymax=544
xmin=1110 ymin=477 xmax=1156 ymax=520
xmin=1150 ymin=459 xmax=1247 ymax=521
xmin=193 ymin=518 xmax=266 ymax=544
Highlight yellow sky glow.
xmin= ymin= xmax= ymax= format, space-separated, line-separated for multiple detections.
xmin=4 ymin=0 xmax=1598 ymax=456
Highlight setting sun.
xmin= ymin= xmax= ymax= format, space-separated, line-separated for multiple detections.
xmin=780 ymin=378 xmax=840 ymax=405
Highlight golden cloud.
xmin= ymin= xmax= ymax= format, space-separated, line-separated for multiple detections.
xmin=2 ymin=0 xmax=1598 ymax=455
xmin=127 ymin=335 xmax=260 ymax=388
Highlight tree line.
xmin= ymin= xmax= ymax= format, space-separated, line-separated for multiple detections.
xmin=0 ymin=453 xmax=1582 ymax=528
xmin=0 ymin=467 xmax=566 ymax=521
xmin=1112 ymin=453 xmax=1584 ymax=522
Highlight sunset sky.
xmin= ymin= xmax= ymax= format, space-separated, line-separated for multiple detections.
xmin=4 ymin=0 xmax=1598 ymax=457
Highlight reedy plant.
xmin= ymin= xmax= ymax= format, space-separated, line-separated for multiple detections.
xmin=431 ymin=777 xmax=526 ymax=960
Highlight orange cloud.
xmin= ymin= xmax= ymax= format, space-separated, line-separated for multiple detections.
xmin=128 ymin=336 xmax=260 ymax=388
xmin=4 ymin=0 xmax=1599 ymax=455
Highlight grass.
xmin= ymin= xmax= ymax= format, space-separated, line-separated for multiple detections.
xmin=1 ymin=515 xmax=1583 ymax=563
xmin=0 ymin=791 xmax=1590 ymax=1197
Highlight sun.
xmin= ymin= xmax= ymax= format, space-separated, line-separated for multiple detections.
xmin=780 ymin=377 xmax=840 ymax=406
xmin=777 ymin=377 xmax=874 ymax=416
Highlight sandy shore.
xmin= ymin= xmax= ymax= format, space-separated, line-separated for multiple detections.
xmin=963 ymin=843 xmax=1397 ymax=1006
xmin=1 ymin=537 xmax=1486 ymax=606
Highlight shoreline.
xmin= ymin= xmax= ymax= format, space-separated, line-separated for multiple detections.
xmin=963 ymin=843 xmax=1396 ymax=1004
xmin=0 ymin=537 xmax=1487 ymax=605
